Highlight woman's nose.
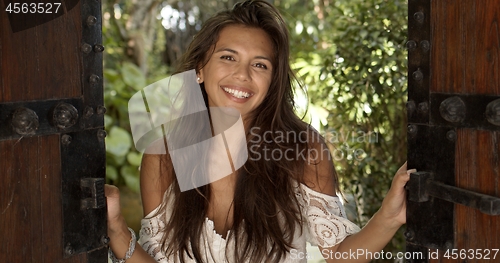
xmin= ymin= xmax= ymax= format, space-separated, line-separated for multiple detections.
xmin=232 ymin=64 xmax=250 ymax=82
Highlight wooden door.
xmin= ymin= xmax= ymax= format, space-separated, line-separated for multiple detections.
xmin=406 ymin=0 xmax=500 ymax=262
xmin=0 ymin=1 xmax=107 ymax=262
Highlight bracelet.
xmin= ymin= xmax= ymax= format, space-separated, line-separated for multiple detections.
xmin=108 ymin=227 xmax=136 ymax=263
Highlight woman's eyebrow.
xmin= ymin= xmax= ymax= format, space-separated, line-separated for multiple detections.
xmin=214 ymin=47 xmax=272 ymax=62
xmin=215 ymin=47 xmax=238 ymax=54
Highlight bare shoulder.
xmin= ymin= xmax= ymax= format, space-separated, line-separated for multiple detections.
xmin=301 ymin=127 xmax=338 ymax=197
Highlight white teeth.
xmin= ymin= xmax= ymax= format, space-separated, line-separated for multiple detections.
xmin=222 ymin=87 xmax=251 ymax=99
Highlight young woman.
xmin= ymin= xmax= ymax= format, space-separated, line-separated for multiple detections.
xmin=106 ymin=1 xmax=414 ymax=262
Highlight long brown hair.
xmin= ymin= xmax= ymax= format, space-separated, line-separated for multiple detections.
xmin=157 ymin=1 xmax=340 ymax=262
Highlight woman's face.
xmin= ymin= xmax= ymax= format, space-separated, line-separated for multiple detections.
xmin=198 ymin=24 xmax=274 ymax=119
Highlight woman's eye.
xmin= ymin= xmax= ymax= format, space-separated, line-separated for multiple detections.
xmin=255 ymin=63 xmax=268 ymax=69
xmin=220 ymin=55 xmax=234 ymax=61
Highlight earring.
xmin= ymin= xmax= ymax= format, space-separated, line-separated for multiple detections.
xmin=197 ymin=77 xmax=201 ymax=82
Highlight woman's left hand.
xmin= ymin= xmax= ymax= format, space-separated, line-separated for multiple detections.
xmin=379 ymin=162 xmax=416 ymax=229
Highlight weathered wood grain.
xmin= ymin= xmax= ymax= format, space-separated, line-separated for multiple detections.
xmin=0 ymin=1 xmax=82 ymax=102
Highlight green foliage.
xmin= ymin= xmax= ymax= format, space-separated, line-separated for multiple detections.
xmin=102 ymin=0 xmax=170 ymax=192
xmin=103 ymin=62 xmax=144 ymax=193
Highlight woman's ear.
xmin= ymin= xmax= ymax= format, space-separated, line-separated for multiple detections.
xmin=197 ymin=69 xmax=204 ymax=83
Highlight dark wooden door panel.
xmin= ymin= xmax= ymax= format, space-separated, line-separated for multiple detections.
xmin=0 ymin=1 xmax=82 ymax=102
xmin=454 ymin=130 xmax=500 ymax=258
xmin=426 ymin=131 xmax=500 ymax=263
xmin=407 ymin=0 xmax=500 ymax=262
xmin=0 ymin=0 xmax=106 ymax=262
xmin=0 ymin=136 xmax=87 ymax=262
xmin=430 ymin=0 xmax=500 ymax=95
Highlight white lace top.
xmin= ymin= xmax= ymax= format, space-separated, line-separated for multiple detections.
xmin=138 ymin=183 xmax=360 ymax=262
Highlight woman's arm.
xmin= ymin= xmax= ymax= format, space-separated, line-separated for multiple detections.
xmin=105 ymin=184 xmax=158 ymax=263
xmin=318 ymin=163 xmax=413 ymax=263
xmin=301 ymin=130 xmax=414 ymax=262
xmin=106 ymin=151 xmax=173 ymax=263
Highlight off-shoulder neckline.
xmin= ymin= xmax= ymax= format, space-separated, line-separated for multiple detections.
xmin=144 ymin=182 xmax=341 ymax=219
xmin=298 ymin=182 xmax=341 ymax=200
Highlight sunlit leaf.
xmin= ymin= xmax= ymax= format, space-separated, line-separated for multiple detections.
xmin=105 ymin=126 xmax=132 ymax=157
xmin=121 ymin=165 xmax=140 ymax=193
xmin=121 ymin=62 xmax=146 ymax=91
xmin=106 ymin=165 xmax=118 ymax=181
xmin=127 ymin=151 xmax=143 ymax=167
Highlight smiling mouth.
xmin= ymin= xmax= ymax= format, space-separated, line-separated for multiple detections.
xmin=222 ymin=87 xmax=252 ymax=99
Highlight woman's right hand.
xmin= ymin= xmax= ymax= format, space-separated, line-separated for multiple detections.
xmin=105 ymin=184 xmax=123 ymax=231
